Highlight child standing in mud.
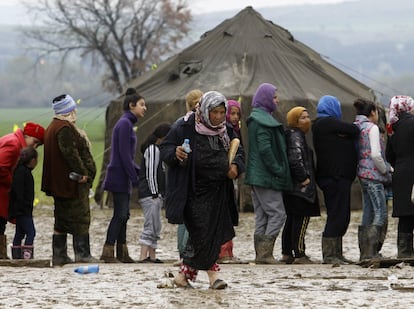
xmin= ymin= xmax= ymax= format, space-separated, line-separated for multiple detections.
xmin=9 ymin=147 xmax=38 ymax=259
xmin=137 ymin=123 xmax=171 ymax=263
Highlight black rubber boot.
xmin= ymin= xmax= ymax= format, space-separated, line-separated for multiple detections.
xmin=336 ymin=237 xmax=354 ymax=264
xmin=358 ymin=225 xmax=369 ymax=261
xmin=73 ymin=234 xmax=100 ymax=263
xmin=322 ymin=237 xmax=342 ymax=264
xmin=52 ymin=234 xmax=73 ymax=266
xmin=377 ymin=223 xmax=387 ymax=254
xmin=397 ymin=232 xmax=414 ymax=258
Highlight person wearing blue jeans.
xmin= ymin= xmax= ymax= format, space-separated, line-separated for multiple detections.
xmin=354 ymin=98 xmax=393 ymax=261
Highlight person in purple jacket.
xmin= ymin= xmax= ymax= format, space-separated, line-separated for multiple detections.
xmin=100 ymin=88 xmax=147 ymax=263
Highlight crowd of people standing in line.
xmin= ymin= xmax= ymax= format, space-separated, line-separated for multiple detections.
xmin=1 ymin=83 xmax=414 ymax=290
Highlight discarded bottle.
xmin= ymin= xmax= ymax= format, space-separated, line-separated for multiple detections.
xmin=179 ymin=139 xmax=191 ymax=166
xmin=74 ymin=265 xmax=99 ymax=274
xmin=69 ymin=172 xmax=82 ymax=181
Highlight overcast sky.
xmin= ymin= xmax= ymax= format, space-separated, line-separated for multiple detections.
xmin=0 ymin=0 xmax=354 ymax=25
xmin=191 ymin=0 xmax=353 ymax=12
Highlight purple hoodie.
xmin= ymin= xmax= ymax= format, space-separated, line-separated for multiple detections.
xmin=252 ymin=83 xmax=277 ymax=114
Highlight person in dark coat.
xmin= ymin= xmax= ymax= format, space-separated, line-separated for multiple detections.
xmin=9 ymin=147 xmax=38 ymax=259
xmin=281 ymin=107 xmax=320 ymax=264
xmin=100 ymin=88 xmax=147 ymax=263
xmin=312 ymin=95 xmax=359 ymax=264
xmin=42 ymin=94 xmax=98 ymax=266
xmin=386 ymin=95 xmax=414 ymax=258
xmin=160 ymin=91 xmax=244 ymax=289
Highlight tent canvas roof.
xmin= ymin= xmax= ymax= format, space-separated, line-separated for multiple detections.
xmin=96 ymin=6 xmax=373 ymax=207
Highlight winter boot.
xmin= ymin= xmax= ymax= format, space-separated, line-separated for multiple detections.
xmin=21 ymin=245 xmax=34 ymax=259
xmin=397 ymin=232 xmax=414 ymax=258
xmin=377 ymin=223 xmax=388 ymax=254
xmin=358 ymin=225 xmax=369 ymax=261
xmin=254 ymin=234 xmax=279 ymax=264
xmin=52 ymin=234 xmax=73 ymax=266
xmin=73 ymin=234 xmax=100 ymax=263
xmin=322 ymin=236 xmax=345 ymax=264
xmin=116 ymin=243 xmax=135 ymax=263
xmin=0 ymin=235 xmax=9 ymax=259
xmin=336 ymin=237 xmax=354 ymax=264
xmin=11 ymin=245 xmax=22 ymax=259
xmin=100 ymin=243 xmax=119 ymax=263
xmin=360 ymin=225 xmax=382 ymax=261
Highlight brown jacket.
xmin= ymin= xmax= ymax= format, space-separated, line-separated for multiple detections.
xmin=42 ymin=119 xmax=96 ymax=199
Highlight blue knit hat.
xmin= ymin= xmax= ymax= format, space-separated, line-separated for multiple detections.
xmin=52 ymin=94 xmax=77 ymax=115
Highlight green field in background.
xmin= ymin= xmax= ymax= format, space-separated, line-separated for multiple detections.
xmin=0 ymin=107 xmax=107 ymax=205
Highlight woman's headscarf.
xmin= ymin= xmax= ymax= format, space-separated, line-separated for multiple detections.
xmin=195 ymin=91 xmax=228 ymax=136
xmin=316 ymin=95 xmax=342 ymax=119
xmin=387 ymin=95 xmax=414 ymax=134
xmin=287 ymin=106 xmax=310 ymax=133
xmin=226 ymin=100 xmax=241 ymax=133
xmin=252 ymin=83 xmax=277 ymax=114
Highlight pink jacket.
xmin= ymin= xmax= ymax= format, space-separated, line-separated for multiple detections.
xmin=0 ymin=129 xmax=26 ymax=220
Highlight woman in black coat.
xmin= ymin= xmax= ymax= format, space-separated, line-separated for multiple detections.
xmin=281 ymin=107 xmax=320 ymax=264
xmin=160 ymin=91 xmax=244 ymax=289
xmin=386 ymin=95 xmax=414 ymax=258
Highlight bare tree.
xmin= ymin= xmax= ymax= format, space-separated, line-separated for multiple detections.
xmin=22 ymin=0 xmax=192 ymax=93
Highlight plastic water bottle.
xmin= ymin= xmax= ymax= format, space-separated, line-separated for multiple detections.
xmin=180 ymin=138 xmax=191 ymax=166
xmin=74 ymin=265 xmax=99 ymax=274
xmin=69 ymin=172 xmax=82 ymax=181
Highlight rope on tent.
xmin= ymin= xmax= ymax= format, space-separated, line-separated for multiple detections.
xmin=320 ymin=54 xmax=405 ymax=101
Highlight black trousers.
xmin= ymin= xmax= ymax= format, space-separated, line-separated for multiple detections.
xmin=281 ymin=214 xmax=310 ymax=257
xmin=318 ymin=176 xmax=352 ymax=237
xmin=398 ymin=215 xmax=414 ymax=234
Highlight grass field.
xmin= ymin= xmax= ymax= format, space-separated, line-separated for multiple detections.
xmin=0 ymin=107 xmax=107 ymax=205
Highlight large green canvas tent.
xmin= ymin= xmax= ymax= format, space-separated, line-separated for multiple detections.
xmin=95 ymin=6 xmax=375 ymax=208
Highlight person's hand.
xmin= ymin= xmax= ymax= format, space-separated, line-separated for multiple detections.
xmin=227 ymin=164 xmax=238 ymax=179
xmin=78 ymin=175 xmax=88 ymax=184
xmin=176 ymin=146 xmax=189 ymax=162
xmin=301 ymin=178 xmax=310 ymax=186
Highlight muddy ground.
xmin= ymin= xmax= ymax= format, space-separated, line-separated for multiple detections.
xmin=1 ymin=203 xmax=413 ymax=308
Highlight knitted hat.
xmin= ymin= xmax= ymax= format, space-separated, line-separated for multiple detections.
xmin=23 ymin=122 xmax=45 ymax=143
xmin=52 ymin=94 xmax=77 ymax=115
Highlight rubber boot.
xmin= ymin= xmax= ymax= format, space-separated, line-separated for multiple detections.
xmin=100 ymin=243 xmax=119 ymax=263
xmin=358 ymin=225 xmax=369 ymax=261
xmin=322 ymin=236 xmax=344 ymax=264
xmin=360 ymin=225 xmax=382 ymax=261
xmin=254 ymin=234 xmax=279 ymax=264
xmin=397 ymin=232 xmax=414 ymax=258
xmin=0 ymin=235 xmax=9 ymax=259
xmin=336 ymin=237 xmax=354 ymax=264
xmin=116 ymin=243 xmax=135 ymax=263
xmin=11 ymin=245 xmax=22 ymax=259
xmin=73 ymin=234 xmax=100 ymax=263
xmin=52 ymin=234 xmax=73 ymax=266
xmin=21 ymin=245 xmax=34 ymax=259
xmin=377 ymin=223 xmax=387 ymax=254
